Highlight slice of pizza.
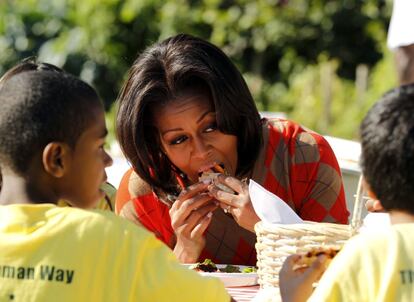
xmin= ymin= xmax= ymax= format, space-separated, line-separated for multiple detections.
xmin=292 ymin=246 xmax=341 ymax=271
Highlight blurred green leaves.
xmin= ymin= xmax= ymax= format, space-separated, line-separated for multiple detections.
xmin=0 ymin=0 xmax=393 ymax=139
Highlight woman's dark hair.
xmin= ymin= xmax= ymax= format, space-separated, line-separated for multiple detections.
xmin=360 ymin=84 xmax=414 ymax=213
xmin=0 ymin=60 xmax=101 ymax=175
xmin=116 ymin=34 xmax=262 ymax=196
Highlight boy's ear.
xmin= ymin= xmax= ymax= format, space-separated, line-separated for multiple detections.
xmin=362 ymin=176 xmax=386 ymax=212
xmin=42 ymin=142 xmax=71 ymax=178
xmin=361 ymin=176 xmax=378 ymax=200
xmin=366 ymin=188 xmax=379 ymax=201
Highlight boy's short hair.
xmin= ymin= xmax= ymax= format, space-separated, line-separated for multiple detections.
xmin=0 ymin=59 xmax=64 ymax=87
xmin=0 ymin=62 xmax=101 ymax=175
xmin=360 ymin=84 xmax=414 ymax=213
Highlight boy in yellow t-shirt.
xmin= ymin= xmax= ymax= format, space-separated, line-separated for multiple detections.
xmin=0 ymin=61 xmax=230 ymax=302
xmin=279 ymin=84 xmax=414 ymax=302
xmin=58 ymin=182 xmax=117 ymax=211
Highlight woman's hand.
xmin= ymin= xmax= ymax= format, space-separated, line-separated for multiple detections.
xmin=279 ymin=254 xmax=327 ymax=302
xmin=170 ymin=181 xmax=217 ymax=263
xmin=207 ymin=175 xmax=260 ymax=232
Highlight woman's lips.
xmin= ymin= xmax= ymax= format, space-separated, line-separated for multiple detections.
xmin=198 ymin=162 xmax=224 ymax=175
xmin=198 ymin=162 xmax=218 ymax=174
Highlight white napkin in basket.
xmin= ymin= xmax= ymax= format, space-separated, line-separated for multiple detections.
xmin=249 ymin=180 xmax=303 ymax=224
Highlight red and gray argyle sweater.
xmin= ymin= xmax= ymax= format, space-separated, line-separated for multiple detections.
xmin=115 ymin=119 xmax=349 ymax=266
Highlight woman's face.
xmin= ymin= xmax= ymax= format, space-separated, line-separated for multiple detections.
xmin=154 ymin=95 xmax=238 ymax=183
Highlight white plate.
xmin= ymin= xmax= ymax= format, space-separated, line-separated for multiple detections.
xmin=185 ymin=264 xmax=258 ymax=287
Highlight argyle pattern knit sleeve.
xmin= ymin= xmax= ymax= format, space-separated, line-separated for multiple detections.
xmin=115 ymin=169 xmax=175 ymax=248
xmin=252 ymin=119 xmax=349 ymax=223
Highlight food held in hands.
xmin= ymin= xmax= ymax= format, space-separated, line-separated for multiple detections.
xmin=198 ymin=164 xmax=234 ymax=194
xmin=293 ymin=246 xmax=341 ymax=271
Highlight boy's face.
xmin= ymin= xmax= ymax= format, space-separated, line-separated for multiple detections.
xmin=62 ymin=104 xmax=113 ymax=209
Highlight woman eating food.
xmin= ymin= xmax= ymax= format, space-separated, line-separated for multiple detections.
xmin=115 ymin=34 xmax=349 ymax=266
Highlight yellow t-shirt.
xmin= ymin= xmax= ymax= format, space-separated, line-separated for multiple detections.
xmin=57 ymin=182 xmax=117 ymax=211
xmin=0 ymin=204 xmax=230 ymax=302
xmin=309 ymin=223 xmax=414 ymax=301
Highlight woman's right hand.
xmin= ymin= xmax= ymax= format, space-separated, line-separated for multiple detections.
xmin=170 ymin=181 xmax=217 ymax=263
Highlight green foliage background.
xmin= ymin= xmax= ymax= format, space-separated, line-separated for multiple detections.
xmin=0 ymin=0 xmax=395 ymax=141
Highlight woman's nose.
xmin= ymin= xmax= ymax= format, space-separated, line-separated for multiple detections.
xmin=192 ymin=137 xmax=210 ymax=159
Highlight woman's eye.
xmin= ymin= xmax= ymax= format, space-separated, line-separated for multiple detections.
xmin=204 ymin=123 xmax=217 ymax=133
xmin=170 ymin=136 xmax=187 ymax=145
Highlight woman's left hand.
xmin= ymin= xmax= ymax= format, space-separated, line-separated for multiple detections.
xmin=207 ymin=174 xmax=260 ymax=232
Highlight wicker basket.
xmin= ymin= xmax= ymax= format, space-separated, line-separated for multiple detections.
xmin=255 ymin=221 xmax=351 ymax=288
xmin=255 ymin=176 xmax=367 ymax=288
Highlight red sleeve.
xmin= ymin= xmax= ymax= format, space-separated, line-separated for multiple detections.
xmin=115 ymin=168 xmax=175 ymax=247
xmin=262 ymin=119 xmax=349 ymax=224
xmin=292 ymin=131 xmax=349 ymax=223
xmin=115 ymin=168 xmax=134 ymax=214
